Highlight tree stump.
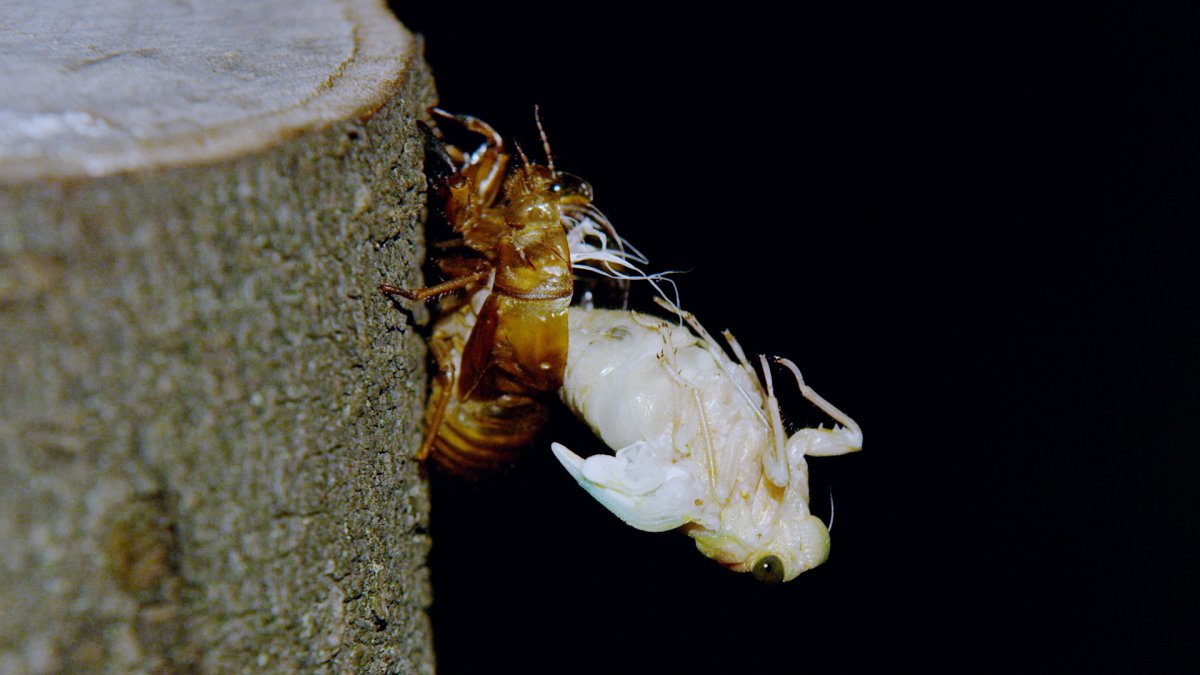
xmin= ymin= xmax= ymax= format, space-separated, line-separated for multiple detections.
xmin=0 ymin=1 xmax=435 ymax=672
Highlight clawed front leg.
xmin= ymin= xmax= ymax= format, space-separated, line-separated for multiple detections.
xmin=776 ymin=357 xmax=864 ymax=457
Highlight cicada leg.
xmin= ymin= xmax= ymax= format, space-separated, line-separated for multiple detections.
xmin=415 ymin=336 xmax=458 ymax=463
xmin=378 ymin=257 xmax=492 ymax=302
xmin=379 ymin=270 xmax=489 ymax=302
xmin=775 ymin=357 xmax=864 ymax=457
xmin=431 ymin=108 xmax=504 ymax=149
xmin=652 ymin=296 xmax=769 ymax=424
xmin=651 ymin=296 xmax=792 ymax=484
xmin=430 ymin=108 xmax=508 ymax=209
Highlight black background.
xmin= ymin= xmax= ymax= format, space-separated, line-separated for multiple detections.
xmin=391 ymin=4 xmax=1197 ymax=672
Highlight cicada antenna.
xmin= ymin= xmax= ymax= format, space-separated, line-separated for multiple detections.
xmin=512 ymin=139 xmax=532 ymax=168
xmin=827 ymin=488 xmax=836 ymax=533
xmin=534 ymin=104 xmax=556 ymax=175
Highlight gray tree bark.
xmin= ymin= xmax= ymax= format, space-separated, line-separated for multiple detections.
xmin=0 ymin=1 xmax=435 ymax=672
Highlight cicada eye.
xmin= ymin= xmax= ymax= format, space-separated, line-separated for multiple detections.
xmin=751 ymin=555 xmax=785 ymax=585
xmin=551 ymin=172 xmax=594 ymax=205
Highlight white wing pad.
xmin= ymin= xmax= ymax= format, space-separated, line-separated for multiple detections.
xmin=551 ymin=441 xmax=704 ymax=532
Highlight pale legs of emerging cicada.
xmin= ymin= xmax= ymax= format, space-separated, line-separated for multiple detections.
xmin=652 ymin=296 xmax=863 ymax=480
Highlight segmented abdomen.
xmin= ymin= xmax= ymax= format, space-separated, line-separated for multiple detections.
xmin=422 ymin=298 xmax=557 ymax=476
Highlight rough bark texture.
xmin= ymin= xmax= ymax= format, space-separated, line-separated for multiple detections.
xmin=0 ymin=1 xmax=435 ymax=672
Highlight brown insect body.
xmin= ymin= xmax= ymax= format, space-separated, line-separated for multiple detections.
xmin=383 ymin=110 xmax=590 ymax=475
xmin=417 ymin=295 xmax=557 ymax=476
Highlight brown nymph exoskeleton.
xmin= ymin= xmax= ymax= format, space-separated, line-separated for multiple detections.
xmin=381 ymin=109 xmax=599 ymax=475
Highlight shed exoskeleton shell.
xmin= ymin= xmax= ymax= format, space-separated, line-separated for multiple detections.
xmin=381 ymin=109 xmax=619 ymax=475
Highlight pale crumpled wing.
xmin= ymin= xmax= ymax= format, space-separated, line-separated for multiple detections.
xmin=551 ymin=440 xmax=704 ymax=532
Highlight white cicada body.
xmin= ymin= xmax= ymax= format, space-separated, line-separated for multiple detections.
xmin=551 ymin=301 xmax=862 ymax=583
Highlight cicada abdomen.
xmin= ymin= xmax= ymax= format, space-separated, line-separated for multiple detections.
xmin=415 ymin=292 xmax=555 ymax=476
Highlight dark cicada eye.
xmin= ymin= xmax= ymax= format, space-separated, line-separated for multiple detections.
xmin=751 ymin=555 xmax=785 ymax=585
xmin=551 ymin=172 xmax=594 ymax=205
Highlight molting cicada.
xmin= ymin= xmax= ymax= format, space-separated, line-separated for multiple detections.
xmin=382 ymin=110 xmax=862 ymax=582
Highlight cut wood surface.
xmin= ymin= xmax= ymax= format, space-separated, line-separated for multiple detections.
xmin=0 ymin=1 xmax=435 ymax=672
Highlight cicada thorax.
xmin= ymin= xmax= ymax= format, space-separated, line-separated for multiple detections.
xmin=458 ymin=165 xmax=573 ymax=395
xmin=388 ymin=111 xmax=588 ymax=476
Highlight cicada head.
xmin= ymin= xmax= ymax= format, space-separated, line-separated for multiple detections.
xmin=503 ymin=163 xmax=555 ymax=198
xmin=688 ymin=511 xmax=831 ymax=584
